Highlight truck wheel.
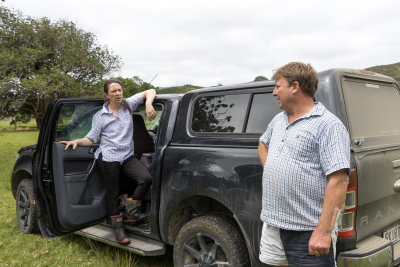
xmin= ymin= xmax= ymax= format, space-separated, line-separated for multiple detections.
xmin=173 ymin=214 xmax=250 ymax=267
xmin=16 ymin=179 xmax=38 ymax=234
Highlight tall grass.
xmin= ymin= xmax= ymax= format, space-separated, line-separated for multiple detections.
xmin=0 ymin=125 xmax=173 ymax=266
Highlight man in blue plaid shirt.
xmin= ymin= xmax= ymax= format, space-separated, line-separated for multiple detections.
xmin=258 ymin=62 xmax=350 ymax=267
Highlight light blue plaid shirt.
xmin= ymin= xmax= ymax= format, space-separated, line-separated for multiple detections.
xmin=260 ymin=102 xmax=350 ymax=231
xmin=86 ymin=93 xmax=143 ymax=162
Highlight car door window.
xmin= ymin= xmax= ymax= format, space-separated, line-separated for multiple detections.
xmin=56 ymin=104 xmax=102 ymax=143
xmin=245 ymin=93 xmax=281 ymax=133
xmin=133 ymin=105 xmax=163 ymax=130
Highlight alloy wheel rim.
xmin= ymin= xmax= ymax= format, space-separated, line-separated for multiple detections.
xmin=18 ymin=188 xmax=31 ymax=230
xmin=181 ymin=232 xmax=230 ymax=267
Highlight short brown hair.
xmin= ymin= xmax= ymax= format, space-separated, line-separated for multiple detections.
xmin=272 ymin=62 xmax=318 ymax=97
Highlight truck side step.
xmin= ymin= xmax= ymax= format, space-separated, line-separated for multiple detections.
xmin=394 ymin=241 xmax=400 ymax=261
xmin=75 ymin=224 xmax=165 ymax=256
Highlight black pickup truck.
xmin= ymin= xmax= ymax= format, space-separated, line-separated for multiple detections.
xmin=11 ymin=68 xmax=400 ymax=266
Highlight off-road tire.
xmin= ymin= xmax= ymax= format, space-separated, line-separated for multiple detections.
xmin=16 ymin=179 xmax=39 ymax=234
xmin=173 ymin=214 xmax=250 ymax=267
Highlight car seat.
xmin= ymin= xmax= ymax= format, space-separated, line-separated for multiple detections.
xmin=132 ymin=114 xmax=155 ymax=159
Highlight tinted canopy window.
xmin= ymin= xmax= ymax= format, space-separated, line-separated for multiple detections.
xmin=192 ymin=94 xmax=250 ymax=133
xmin=343 ymin=80 xmax=400 ymax=139
xmin=246 ymin=93 xmax=281 ymax=133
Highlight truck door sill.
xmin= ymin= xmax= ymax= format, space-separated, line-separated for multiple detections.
xmin=394 ymin=240 xmax=400 ymax=261
xmin=75 ymin=224 xmax=165 ymax=256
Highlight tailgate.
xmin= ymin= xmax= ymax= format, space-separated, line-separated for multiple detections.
xmin=355 ymin=147 xmax=400 ymax=240
xmin=341 ymin=75 xmax=400 ymax=241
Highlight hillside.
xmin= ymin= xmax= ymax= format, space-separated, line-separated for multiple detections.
xmin=365 ymin=62 xmax=400 ymax=83
xmin=158 ymin=84 xmax=203 ymax=94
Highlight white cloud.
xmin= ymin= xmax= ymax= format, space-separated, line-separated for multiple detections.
xmin=3 ymin=0 xmax=400 ymax=87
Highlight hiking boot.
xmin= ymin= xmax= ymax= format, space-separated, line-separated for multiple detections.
xmin=126 ymin=199 xmax=150 ymax=223
xmin=110 ymin=215 xmax=130 ymax=245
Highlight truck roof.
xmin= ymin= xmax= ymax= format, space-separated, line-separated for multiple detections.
xmin=184 ymin=68 xmax=397 ymax=96
xmin=156 ymin=94 xmax=184 ymax=99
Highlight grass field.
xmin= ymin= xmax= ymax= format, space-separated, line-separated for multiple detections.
xmin=0 ymin=119 xmax=38 ymax=131
xmin=0 ymin=121 xmax=173 ymax=266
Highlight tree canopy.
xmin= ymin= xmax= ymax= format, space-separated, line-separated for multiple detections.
xmin=0 ymin=6 xmax=122 ymax=128
xmin=90 ymin=76 xmax=159 ymax=101
xmin=253 ymin=76 xmax=268 ymax=82
xmin=158 ymin=84 xmax=202 ymax=94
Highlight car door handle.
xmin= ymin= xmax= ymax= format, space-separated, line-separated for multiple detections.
xmin=89 ymin=147 xmax=97 ymax=154
xmin=393 ymin=159 xmax=400 ymax=168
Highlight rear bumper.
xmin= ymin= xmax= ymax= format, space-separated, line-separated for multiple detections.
xmin=337 ymin=235 xmax=393 ymax=267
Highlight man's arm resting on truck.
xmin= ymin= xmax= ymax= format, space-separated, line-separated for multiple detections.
xmin=59 ymin=137 xmax=94 ymax=150
xmin=309 ymin=169 xmax=349 ymax=257
xmin=258 ymin=141 xmax=268 ymax=168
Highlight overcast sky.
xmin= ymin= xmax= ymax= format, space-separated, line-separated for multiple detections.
xmin=3 ymin=0 xmax=400 ymax=87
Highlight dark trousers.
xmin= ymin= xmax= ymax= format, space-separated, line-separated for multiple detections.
xmin=97 ymin=153 xmax=152 ymax=216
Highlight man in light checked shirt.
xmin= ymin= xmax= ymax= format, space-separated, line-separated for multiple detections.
xmin=258 ymin=62 xmax=350 ymax=267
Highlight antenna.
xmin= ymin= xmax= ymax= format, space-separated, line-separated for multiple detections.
xmin=148 ymin=74 xmax=158 ymax=85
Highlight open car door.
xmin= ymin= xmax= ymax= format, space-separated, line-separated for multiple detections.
xmin=34 ymin=99 xmax=108 ymax=236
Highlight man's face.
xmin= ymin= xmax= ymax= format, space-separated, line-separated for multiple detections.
xmin=104 ymin=83 xmax=123 ymax=104
xmin=273 ymin=77 xmax=293 ymax=111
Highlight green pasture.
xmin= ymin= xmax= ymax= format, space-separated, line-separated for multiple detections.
xmin=0 ymin=119 xmax=38 ymax=131
xmin=0 ymin=121 xmax=173 ymax=266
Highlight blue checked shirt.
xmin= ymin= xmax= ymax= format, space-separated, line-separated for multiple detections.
xmin=260 ymin=102 xmax=350 ymax=231
xmin=86 ymin=93 xmax=144 ymax=162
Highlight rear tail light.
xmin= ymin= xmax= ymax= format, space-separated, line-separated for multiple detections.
xmin=338 ymin=168 xmax=357 ymax=238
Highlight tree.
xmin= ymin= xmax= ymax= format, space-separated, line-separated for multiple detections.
xmin=0 ymin=6 xmax=122 ymax=128
xmin=254 ymin=76 xmax=268 ymax=82
xmin=10 ymin=111 xmax=31 ymax=131
xmin=118 ymin=76 xmax=159 ymax=98
xmin=90 ymin=76 xmax=159 ymax=102
xmin=211 ymin=83 xmax=223 ymax=87
xmin=158 ymin=84 xmax=202 ymax=94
